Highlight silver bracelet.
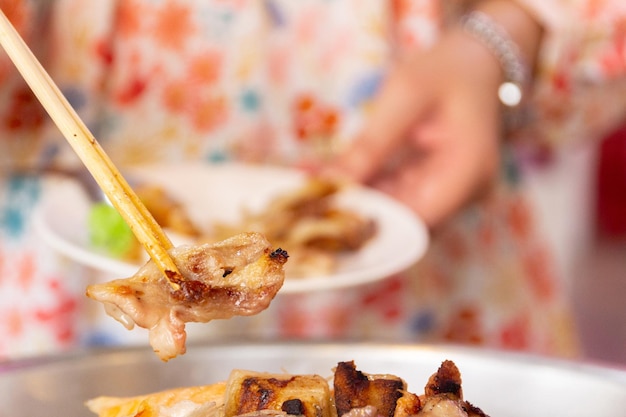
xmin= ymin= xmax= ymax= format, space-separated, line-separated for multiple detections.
xmin=461 ymin=11 xmax=528 ymax=108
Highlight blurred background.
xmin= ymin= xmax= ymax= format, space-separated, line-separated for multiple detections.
xmin=573 ymin=125 xmax=626 ymax=366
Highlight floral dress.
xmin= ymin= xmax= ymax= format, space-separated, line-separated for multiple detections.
xmin=1 ymin=0 xmax=625 ymax=359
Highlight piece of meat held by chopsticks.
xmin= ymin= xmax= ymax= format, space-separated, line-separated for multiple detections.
xmin=0 ymin=11 xmax=289 ymax=362
xmin=86 ymin=232 xmax=288 ymax=361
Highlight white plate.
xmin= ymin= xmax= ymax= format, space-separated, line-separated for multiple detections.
xmin=34 ymin=163 xmax=428 ymax=293
xmin=1 ymin=341 xmax=626 ymax=416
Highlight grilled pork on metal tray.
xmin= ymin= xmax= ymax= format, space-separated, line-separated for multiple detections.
xmin=86 ymin=360 xmax=489 ymax=417
xmin=86 ymin=232 xmax=288 ymax=361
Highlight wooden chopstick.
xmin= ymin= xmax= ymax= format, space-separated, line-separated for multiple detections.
xmin=0 ymin=9 xmax=182 ymax=290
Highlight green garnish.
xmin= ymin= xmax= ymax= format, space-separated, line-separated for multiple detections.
xmin=88 ymin=203 xmax=136 ymax=258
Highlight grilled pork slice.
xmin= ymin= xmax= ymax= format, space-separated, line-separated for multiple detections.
xmin=86 ymin=381 xmax=227 ymax=417
xmin=334 ymin=361 xmax=420 ymax=417
xmin=210 ymin=178 xmax=340 ymax=243
xmin=223 ymin=369 xmax=334 ymax=417
xmin=86 ymin=232 xmax=288 ymax=361
xmin=285 ymin=208 xmax=377 ymax=252
xmin=417 ymin=361 xmax=488 ymax=417
xmin=209 ymin=178 xmax=377 ymax=279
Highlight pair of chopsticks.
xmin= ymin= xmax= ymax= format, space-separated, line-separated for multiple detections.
xmin=0 ymin=9 xmax=182 ymax=290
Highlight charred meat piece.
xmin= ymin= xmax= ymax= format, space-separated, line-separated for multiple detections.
xmin=394 ymin=390 xmax=423 ymax=417
xmin=224 ymin=369 xmax=334 ymax=417
xmin=333 ymin=361 xmax=407 ymax=417
xmin=418 ymin=361 xmax=488 ymax=417
xmin=424 ymin=360 xmax=463 ymax=398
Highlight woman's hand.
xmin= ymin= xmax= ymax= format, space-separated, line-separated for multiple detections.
xmin=321 ymin=1 xmax=542 ymax=230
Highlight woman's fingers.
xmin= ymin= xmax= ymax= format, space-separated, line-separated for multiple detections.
xmin=374 ymin=98 xmax=502 ymax=228
xmin=322 ymin=56 xmax=435 ymax=183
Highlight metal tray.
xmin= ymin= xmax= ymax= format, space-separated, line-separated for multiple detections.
xmin=1 ymin=341 xmax=625 ymax=416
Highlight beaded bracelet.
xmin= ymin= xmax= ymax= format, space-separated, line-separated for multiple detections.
xmin=461 ymin=10 xmax=528 ymax=108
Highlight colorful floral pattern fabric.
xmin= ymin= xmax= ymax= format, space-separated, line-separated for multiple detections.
xmin=1 ymin=0 xmax=625 ymax=359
